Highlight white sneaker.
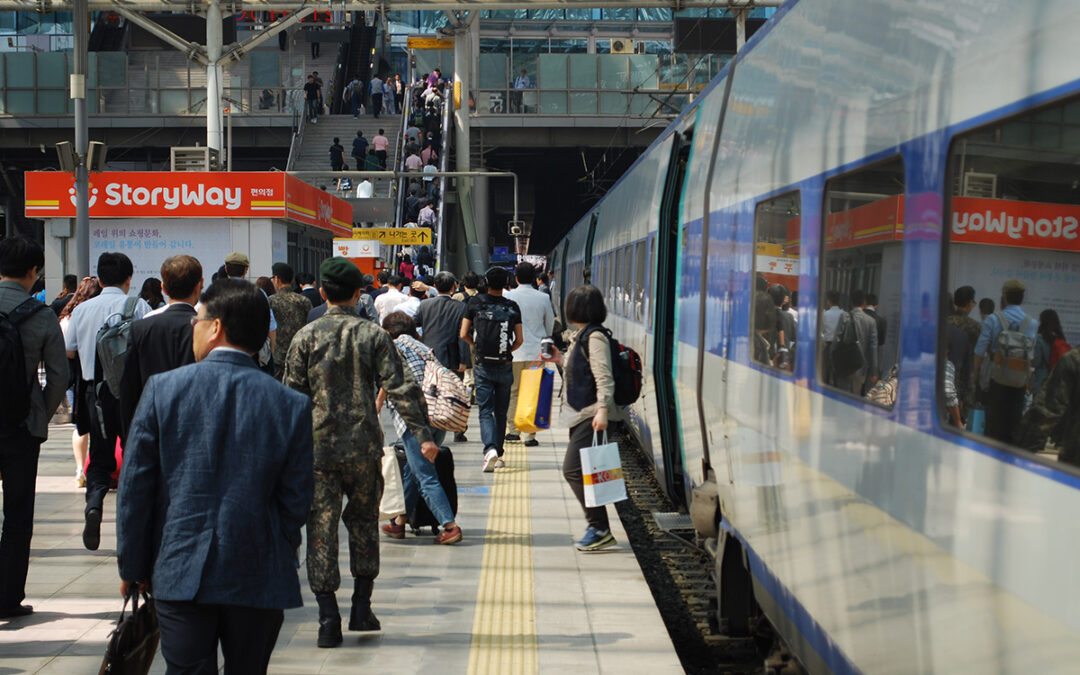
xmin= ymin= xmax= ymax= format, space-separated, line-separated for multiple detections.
xmin=495 ymin=458 xmax=506 ymax=469
xmin=482 ymin=449 xmax=499 ymax=473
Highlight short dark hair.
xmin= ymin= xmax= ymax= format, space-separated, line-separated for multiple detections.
xmin=1004 ymin=288 xmax=1024 ymax=306
xmin=333 ymin=137 xmax=340 ymax=144
xmin=377 ymin=269 xmax=391 ymax=284
xmin=382 ymin=311 xmax=419 ymax=339
xmin=62 ymin=274 xmax=78 ymax=292
xmin=434 ymin=271 xmax=456 ymax=293
xmin=297 ymin=272 xmax=316 ymax=286
xmin=515 ymin=262 xmax=536 ymax=286
xmin=387 ymin=274 xmax=404 ymax=288
xmin=850 ymin=288 xmax=866 ymax=307
xmin=826 ymin=290 xmax=840 ymax=306
xmin=160 ymin=255 xmax=203 ymax=299
xmin=485 ymin=267 xmax=509 ymax=291
xmin=954 ymin=285 xmax=975 ymax=308
xmin=271 ymin=262 xmax=295 ymax=284
xmin=979 ymin=298 xmax=995 ymax=315
xmin=564 ymin=285 xmax=607 ymax=325
xmin=97 ymin=252 xmax=134 ymax=286
xmin=200 ymin=279 xmax=269 ymax=353
xmin=378 ymin=128 xmax=384 ymax=135
xmin=224 ymin=262 xmax=247 ymax=278
xmin=321 ymin=279 xmax=354 ymax=303
xmin=866 ymin=293 xmax=878 ymax=306
xmin=462 ymin=272 xmax=479 ymax=290
xmin=0 ymin=236 xmax=44 ymax=278
xmin=361 ymin=274 xmax=375 ymax=287
xmin=767 ymin=283 xmax=788 ymax=308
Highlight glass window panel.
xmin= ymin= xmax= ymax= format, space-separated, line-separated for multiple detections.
xmin=564 ymin=9 xmax=594 ymax=21
xmin=629 ymin=54 xmax=658 ymax=89
xmin=250 ymin=51 xmax=279 ymax=88
xmin=538 ymin=91 xmax=566 ymax=114
xmin=633 ymin=241 xmax=646 ymax=322
xmin=511 ymin=38 xmax=545 ymax=83
xmin=159 ymin=90 xmax=190 ymax=115
xmin=478 ymin=52 xmax=508 ymax=89
xmin=36 ymin=51 xmax=65 ymax=87
xmin=600 ymin=91 xmax=626 ymax=115
xmin=614 ymin=247 xmax=625 ymax=315
xmin=639 ymin=8 xmax=672 ymax=21
xmin=36 ymin=89 xmax=65 ymax=113
xmin=602 ymin=8 xmax=635 ymax=21
xmin=648 ymin=235 xmax=657 ymax=325
xmin=549 ymin=39 xmax=588 ymax=54
xmin=569 ymin=91 xmax=597 ymax=115
xmin=538 ymin=54 xmax=567 ymax=89
xmin=5 ymin=90 xmax=33 ymax=113
xmin=569 ymin=54 xmax=597 ymax=89
xmin=476 ymin=90 xmax=506 ymax=114
xmin=752 ymin=191 xmax=801 ymax=372
xmin=820 ymin=157 xmax=905 ymax=404
xmin=598 ymin=55 xmax=628 ymax=89
xmin=5 ymin=53 xmax=34 ymax=87
xmin=418 ymin=11 xmax=449 ymax=30
xmin=630 ymin=93 xmax=656 ymax=116
xmin=942 ymin=96 xmax=1080 ymax=462
xmin=96 ymin=53 xmax=125 ymax=87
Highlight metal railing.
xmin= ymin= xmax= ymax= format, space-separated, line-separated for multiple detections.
xmin=473 ymin=87 xmax=687 ymax=118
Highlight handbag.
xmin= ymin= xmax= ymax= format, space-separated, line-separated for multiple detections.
xmin=99 ymin=589 xmax=159 ymax=675
xmin=579 ymin=431 xmax=628 ymax=508
xmin=378 ymin=446 xmax=407 ymax=521
xmin=513 ymin=361 xmax=554 ymax=434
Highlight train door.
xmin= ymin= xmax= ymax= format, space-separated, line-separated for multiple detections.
xmin=653 ymin=132 xmax=691 ymax=506
xmin=583 ymin=213 xmax=599 ymax=285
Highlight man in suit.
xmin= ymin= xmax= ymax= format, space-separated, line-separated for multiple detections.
xmin=298 ymin=272 xmax=323 ymax=308
xmin=835 ymin=288 xmax=878 ymax=396
xmin=49 ymin=274 xmax=77 ymax=315
xmin=117 ymin=279 xmax=313 ymax=673
xmin=119 ymin=255 xmax=202 ymax=432
xmin=865 ymin=292 xmax=888 ymax=378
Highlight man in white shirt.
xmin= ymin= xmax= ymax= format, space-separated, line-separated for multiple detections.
xmin=355 ymin=178 xmax=373 ymax=199
xmin=820 ymin=290 xmax=843 ymax=342
xmin=64 ymin=252 xmax=151 ymax=550
xmin=417 ymin=202 xmax=436 ymax=228
xmin=503 ymin=262 xmax=555 ymax=446
xmin=373 ymin=274 xmax=409 ymax=325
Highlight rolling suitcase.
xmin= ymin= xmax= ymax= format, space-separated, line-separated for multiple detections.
xmin=394 ymin=444 xmax=458 ymax=535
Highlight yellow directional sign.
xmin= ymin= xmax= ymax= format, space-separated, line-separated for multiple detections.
xmin=407 ymin=36 xmax=454 ymax=50
xmin=352 ymin=227 xmax=432 ymax=245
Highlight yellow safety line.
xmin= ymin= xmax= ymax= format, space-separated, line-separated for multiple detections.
xmin=467 ymin=443 xmax=538 ymax=675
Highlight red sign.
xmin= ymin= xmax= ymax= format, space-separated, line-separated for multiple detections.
xmin=825 ymin=195 xmax=905 ymax=250
xmin=25 ymin=172 xmax=351 ymax=237
xmin=952 ymin=197 xmax=1080 ymax=252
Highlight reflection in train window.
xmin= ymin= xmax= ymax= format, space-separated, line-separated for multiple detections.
xmin=647 ymin=233 xmax=657 ymax=326
xmin=819 ymin=157 xmax=904 ymax=407
xmin=618 ymin=246 xmax=631 ymax=317
xmin=634 ymin=241 xmax=646 ymax=322
xmin=942 ymin=97 xmax=1080 ymax=468
xmin=751 ymin=191 xmax=800 ymax=372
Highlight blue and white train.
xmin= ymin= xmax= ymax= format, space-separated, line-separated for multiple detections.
xmin=548 ymin=1 xmax=1080 ymax=672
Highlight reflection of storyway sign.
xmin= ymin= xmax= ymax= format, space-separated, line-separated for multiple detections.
xmin=352 ymin=228 xmax=431 ymax=245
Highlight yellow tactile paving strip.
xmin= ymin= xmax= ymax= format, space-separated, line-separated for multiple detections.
xmin=467 ymin=443 xmax=539 ymax=675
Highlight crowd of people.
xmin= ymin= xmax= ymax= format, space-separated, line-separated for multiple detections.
xmin=1 ymin=236 xmax=616 ymax=672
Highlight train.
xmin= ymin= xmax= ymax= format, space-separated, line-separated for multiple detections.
xmin=547 ymin=0 xmax=1080 ymax=672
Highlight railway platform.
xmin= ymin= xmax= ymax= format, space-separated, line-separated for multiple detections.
xmin=0 ymin=409 xmax=681 ymax=674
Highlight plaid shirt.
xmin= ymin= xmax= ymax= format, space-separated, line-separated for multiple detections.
xmin=390 ymin=334 xmax=432 ymax=438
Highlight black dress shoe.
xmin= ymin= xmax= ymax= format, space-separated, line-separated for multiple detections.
xmin=83 ymin=508 xmax=102 ymax=551
xmin=504 ymin=434 xmax=520 ymax=442
xmin=453 ymin=432 xmax=468 ymax=443
xmin=0 ymin=605 xmax=33 ymax=618
xmin=524 ymin=439 xmax=539 ymax=447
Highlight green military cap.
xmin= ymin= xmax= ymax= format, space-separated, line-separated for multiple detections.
xmin=1001 ymin=279 xmax=1025 ymax=293
xmin=320 ymin=257 xmax=364 ymax=289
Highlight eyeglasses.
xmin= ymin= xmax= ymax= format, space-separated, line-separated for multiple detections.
xmin=190 ymin=316 xmax=214 ymax=328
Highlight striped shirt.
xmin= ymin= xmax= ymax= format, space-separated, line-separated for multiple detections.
xmin=389 ymin=334 xmax=431 ymax=437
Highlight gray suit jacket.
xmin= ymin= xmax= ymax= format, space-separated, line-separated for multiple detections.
xmin=850 ymin=307 xmax=879 ymax=378
xmin=117 ymin=349 xmax=314 ymax=609
xmin=0 ymin=280 xmax=66 ymax=440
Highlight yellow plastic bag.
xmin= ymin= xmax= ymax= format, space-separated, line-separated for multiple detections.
xmin=513 ymin=364 xmax=553 ymax=434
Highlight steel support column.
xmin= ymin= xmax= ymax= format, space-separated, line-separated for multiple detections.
xmin=206 ymin=0 xmax=224 ymax=153
xmin=72 ymin=0 xmax=90 ymax=277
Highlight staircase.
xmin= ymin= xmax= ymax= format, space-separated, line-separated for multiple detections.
xmin=290 ymin=113 xmax=401 ymax=197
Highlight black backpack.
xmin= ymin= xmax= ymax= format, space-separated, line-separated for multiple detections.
xmin=0 ymin=297 xmax=48 ymax=437
xmin=580 ymin=325 xmax=643 ymax=406
xmin=471 ymin=298 xmax=519 ymax=365
xmin=831 ymin=311 xmax=864 ymax=379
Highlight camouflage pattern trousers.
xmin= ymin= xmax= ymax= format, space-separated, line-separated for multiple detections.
xmin=307 ymin=456 xmax=384 ymax=594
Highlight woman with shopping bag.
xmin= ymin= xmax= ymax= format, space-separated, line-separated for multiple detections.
xmin=545 ymin=285 xmax=626 ymax=552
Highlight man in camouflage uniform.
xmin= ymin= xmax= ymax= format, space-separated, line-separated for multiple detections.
xmin=283 ymin=257 xmax=436 ymax=649
xmin=947 ymin=285 xmax=983 ymax=413
xmin=1020 ymin=347 xmax=1080 ymax=468
xmin=269 ymin=262 xmax=312 ymax=380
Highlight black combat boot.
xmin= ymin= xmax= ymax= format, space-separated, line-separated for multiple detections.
xmin=316 ymin=592 xmax=343 ymax=648
xmin=347 ymin=576 xmax=381 ymax=631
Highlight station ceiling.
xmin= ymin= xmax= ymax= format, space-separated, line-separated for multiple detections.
xmin=2 ymin=0 xmax=775 ymax=12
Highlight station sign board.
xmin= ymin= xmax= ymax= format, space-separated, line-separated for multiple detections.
xmin=25 ymin=171 xmax=353 ymax=237
xmin=352 ymin=227 xmax=431 ymax=245
xmin=407 ymin=35 xmax=454 ymax=50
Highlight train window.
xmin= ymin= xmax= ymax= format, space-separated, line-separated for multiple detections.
xmin=633 ymin=241 xmax=646 ymax=322
xmin=647 ymin=234 xmax=657 ymax=326
xmin=941 ymin=96 xmax=1080 ymax=467
xmin=751 ymin=191 xmax=800 ymax=372
xmin=819 ymin=157 xmax=904 ymax=406
xmin=615 ymin=246 xmax=627 ymax=317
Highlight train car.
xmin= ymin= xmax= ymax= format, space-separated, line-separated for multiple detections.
xmin=549 ymin=0 xmax=1080 ymax=672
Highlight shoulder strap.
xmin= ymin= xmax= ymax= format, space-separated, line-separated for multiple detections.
xmin=122 ymin=296 xmax=139 ymax=320
xmin=1019 ymin=316 xmax=1033 ymax=335
xmin=994 ymin=310 xmax=1011 ymax=332
xmin=2 ymin=297 xmax=47 ymax=325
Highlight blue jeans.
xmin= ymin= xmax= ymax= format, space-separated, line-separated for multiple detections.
xmin=400 ymin=429 xmax=454 ymax=526
xmin=350 ymin=93 xmax=363 ymax=117
xmin=474 ymin=363 xmax=514 ymax=457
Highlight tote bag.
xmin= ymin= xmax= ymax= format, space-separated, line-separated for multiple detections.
xmin=378 ymin=447 xmax=406 ymax=521
xmin=513 ymin=362 xmax=554 ymax=434
xmin=580 ymin=431 xmax=628 ymax=508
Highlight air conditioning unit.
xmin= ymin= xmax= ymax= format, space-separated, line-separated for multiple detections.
xmin=962 ymin=171 xmax=997 ymax=198
xmin=610 ymin=39 xmax=634 ymax=54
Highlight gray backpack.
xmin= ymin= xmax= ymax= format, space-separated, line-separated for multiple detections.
xmin=989 ymin=311 xmax=1034 ymax=388
xmin=96 ymin=296 xmax=139 ymax=396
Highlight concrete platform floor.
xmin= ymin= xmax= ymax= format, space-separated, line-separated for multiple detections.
xmin=0 ymin=413 xmax=681 ymax=673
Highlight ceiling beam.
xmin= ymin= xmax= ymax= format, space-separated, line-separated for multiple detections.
xmin=10 ymin=0 xmax=777 ymax=12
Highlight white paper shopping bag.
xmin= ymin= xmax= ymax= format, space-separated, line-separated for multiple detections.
xmin=378 ymin=447 xmax=406 ymax=521
xmin=580 ymin=431 xmax=628 ymax=508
